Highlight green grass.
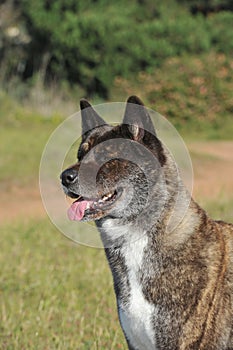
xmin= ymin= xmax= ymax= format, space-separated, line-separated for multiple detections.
xmin=0 ymin=91 xmax=63 ymax=189
xmin=189 ymin=150 xmax=221 ymax=162
xmin=0 ymin=203 xmax=232 ymax=349
xmin=0 ymin=71 xmax=232 ymax=348
xmin=200 ymin=197 xmax=233 ymax=224
xmin=0 ymin=220 xmax=126 ymax=350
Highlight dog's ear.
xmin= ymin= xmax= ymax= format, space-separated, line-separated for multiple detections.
xmin=122 ymin=95 xmax=156 ymax=141
xmin=80 ymin=99 xmax=106 ymax=135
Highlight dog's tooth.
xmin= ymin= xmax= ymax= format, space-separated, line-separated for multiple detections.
xmin=86 ymin=202 xmax=90 ymax=209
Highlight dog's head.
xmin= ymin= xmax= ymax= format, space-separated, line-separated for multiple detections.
xmin=61 ymin=96 xmax=168 ymax=223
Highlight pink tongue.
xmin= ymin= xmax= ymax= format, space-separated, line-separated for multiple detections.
xmin=68 ymin=200 xmax=91 ymax=221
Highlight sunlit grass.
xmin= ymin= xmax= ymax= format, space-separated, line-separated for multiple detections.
xmin=200 ymin=197 xmax=233 ymax=224
xmin=0 ymin=91 xmax=63 ymax=188
xmin=0 ymin=195 xmax=232 ymax=349
xmin=0 ymin=67 xmax=232 ymax=348
xmin=0 ymin=219 xmax=126 ymax=350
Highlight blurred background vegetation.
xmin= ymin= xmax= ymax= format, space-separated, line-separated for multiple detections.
xmin=0 ymin=0 xmax=233 ymax=137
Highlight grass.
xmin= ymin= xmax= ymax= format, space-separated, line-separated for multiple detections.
xmin=0 ymin=91 xmax=63 ymax=189
xmin=189 ymin=150 xmax=221 ymax=162
xmin=0 ymin=59 xmax=232 ymax=348
xmin=0 ymin=220 xmax=126 ymax=350
xmin=200 ymin=197 xmax=233 ymax=224
xmin=0 ymin=205 xmax=232 ymax=349
xmin=1 ymin=205 xmax=231 ymax=350
xmin=0 ymin=94 xmax=126 ymax=347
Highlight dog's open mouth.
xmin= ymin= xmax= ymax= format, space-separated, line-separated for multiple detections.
xmin=67 ymin=190 xmax=120 ymax=221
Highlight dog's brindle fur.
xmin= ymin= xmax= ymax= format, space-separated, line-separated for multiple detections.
xmin=61 ymin=96 xmax=233 ymax=350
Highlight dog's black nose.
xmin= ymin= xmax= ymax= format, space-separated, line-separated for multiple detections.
xmin=61 ymin=168 xmax=78 ymax=186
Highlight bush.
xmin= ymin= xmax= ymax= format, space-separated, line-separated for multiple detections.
xmin=0 ymin=0 xmax=232 ymax=98
xmin=207 ymin=12 xmax=233 ymax=53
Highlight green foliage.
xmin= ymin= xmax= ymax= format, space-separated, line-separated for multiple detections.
xmin=111 ymin=52 xmax=233 ymax=139
xmin=208 ymin=12 xmax=233 ymax=53
xmin=1 ymin=0 xmax=233 ymax=97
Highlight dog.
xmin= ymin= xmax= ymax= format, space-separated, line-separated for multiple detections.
xmin=61 ymin=96 xmax=233 ymax=350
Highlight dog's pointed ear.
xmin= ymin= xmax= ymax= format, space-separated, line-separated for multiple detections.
xmin=80 ymin=99 xmax=106 ymax=134
xmin=122 ymin=95 xmax=156 ymax=141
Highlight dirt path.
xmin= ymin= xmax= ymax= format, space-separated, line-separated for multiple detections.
xmin=0 ymin=141 xmax=232 ymax=223
xmin=0 ymin=186 xmax=45 ymax=223
xmin=188 ymin=141 xmax=233 ymax=199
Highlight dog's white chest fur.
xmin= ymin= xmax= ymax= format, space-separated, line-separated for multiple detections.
xmin=118 ymin=234 xmax=156 ymax=350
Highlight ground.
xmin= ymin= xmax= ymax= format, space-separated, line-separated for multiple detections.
xmin=0 ymin=140 xmax=232 ymax=350
xmin=1 ymin=141 xmax=232 ymax=223
xmin=189 ymin=141 xmax=233 ymax=199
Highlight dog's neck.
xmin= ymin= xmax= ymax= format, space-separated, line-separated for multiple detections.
xmin=96 ymin=149 xmax=199 ymax=250
xmin=97 ymin=196 xmax=202 ymax=249
xmin=94 ymin=150 xmax=208 ymax=350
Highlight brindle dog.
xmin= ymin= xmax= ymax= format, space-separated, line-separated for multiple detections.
xmin=61 ymin=96 xmax=233 ymax=350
